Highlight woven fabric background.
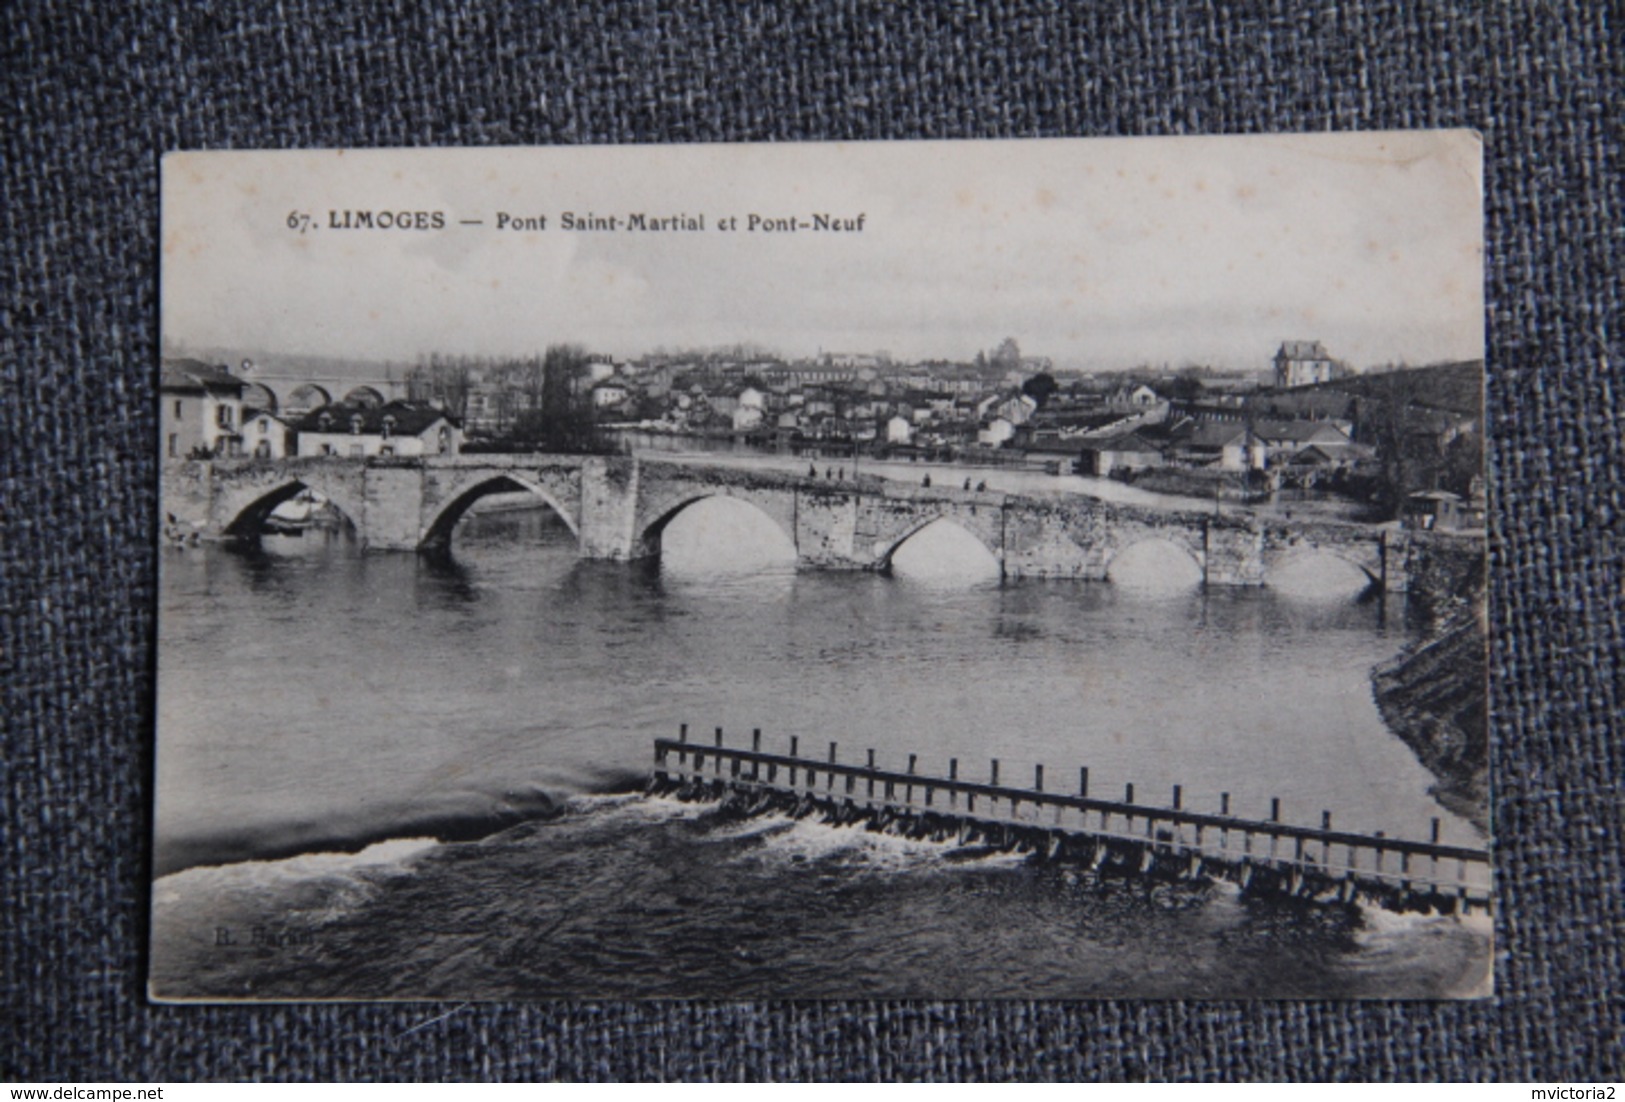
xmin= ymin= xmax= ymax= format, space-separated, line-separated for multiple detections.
xmin=3 ymin=1 xmax=1619 ymax=1082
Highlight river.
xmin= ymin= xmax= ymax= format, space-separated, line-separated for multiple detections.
xmin=150 ymin=498 xmax=1490 ymax=1000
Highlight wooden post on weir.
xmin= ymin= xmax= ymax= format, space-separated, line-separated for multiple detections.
xmin=721 ymin=727 xmax=738 ymax=779
xmin=828 ymin=741 xmax=837 ymax=793
xmin=1079 ymin=766 xmax=1089 ymax=798
xmin=907 ymin=753 xmax=917 ymax=804
xmin=867 ymin=750 xmax=876 ymax=797
xmin=1172 ymin=784 xmax=1182 ymax=810
xmin=788 ymin=735 xmax=799 ymax=787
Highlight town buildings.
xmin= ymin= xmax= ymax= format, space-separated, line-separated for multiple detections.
xmin=159 ymin=344 xmax=1474 ymax=524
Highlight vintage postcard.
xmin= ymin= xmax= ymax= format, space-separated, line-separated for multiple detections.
xmin=152 ymin=134 xmax=1489 ymax=1001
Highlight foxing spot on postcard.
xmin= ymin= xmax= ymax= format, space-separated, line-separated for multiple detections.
xmin=153 ymin=133 xmax=1488 ymax=1001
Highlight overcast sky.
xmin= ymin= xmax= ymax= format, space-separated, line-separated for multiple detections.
xmin=163 ymin=133 xmax=1483 ymax=373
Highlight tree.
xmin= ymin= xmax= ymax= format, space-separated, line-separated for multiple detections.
xmin=990 ymin=337 xmax=1022 ymax=372
xmin=1163 ymin=375 xmax=1204 ymax=402
xmin=1353 ymin=367 xmax=1464 ymax=519
xmin=1021 ymin=371 xmax=1058 ymax=409
xmin=511 ymin=343 xmax=602 ymax=453
xmin=410 ymin=353 xmax=472 ymax=422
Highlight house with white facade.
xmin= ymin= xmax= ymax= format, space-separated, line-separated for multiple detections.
xmin=978 ymin=416 xmax=1017 ymax=446
xmin=241 ymin=410 xmax=296 ymax=458
xmin=591 ymin=380 xmax=632 ymax=409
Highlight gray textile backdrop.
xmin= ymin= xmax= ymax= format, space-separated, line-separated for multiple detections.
xmin=3 ymin=1 xmax=1619 ymax=1082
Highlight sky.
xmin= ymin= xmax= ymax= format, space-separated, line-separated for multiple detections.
xmin=162 ymin=133 xmax=1483 ymax=373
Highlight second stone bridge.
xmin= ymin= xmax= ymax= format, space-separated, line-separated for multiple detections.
xmin=163 ymin=453 xmax=1475 ymax=590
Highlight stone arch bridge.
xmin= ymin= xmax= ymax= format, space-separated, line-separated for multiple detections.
xmin=160 ymin=454 xmax=1480 ymax=591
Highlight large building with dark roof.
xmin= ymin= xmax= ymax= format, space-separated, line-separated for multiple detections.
xmin=1272 ymin=340 xmax=1344 ymax=389
xmin=293 ymin=400 xmax=461 ymax=458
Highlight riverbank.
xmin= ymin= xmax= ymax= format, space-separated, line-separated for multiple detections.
xmin=1371 ymin=554 xmax=1489 ymax=836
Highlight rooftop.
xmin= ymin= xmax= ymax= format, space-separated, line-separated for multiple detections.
xmin=161 ymin=358 xmax=246 ymax=394
xmin=294 ymin=399 xmax=455 ymax=436
xmin=1277 ymin=340 xmax=1331 ymax=360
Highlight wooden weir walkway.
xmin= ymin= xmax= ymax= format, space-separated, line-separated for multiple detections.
xmin=649 ymin=725 xmax=1493 ymax=915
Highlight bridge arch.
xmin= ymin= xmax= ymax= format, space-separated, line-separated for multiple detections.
xmin=1102 ymin=536 xmax=1206 ymax=587
xmin=342 ymin=385 xmax=387 ymax=409
xmin=285 ymin=383 xmax=332 ymax=415
xmin=1265 ymin=545 xmax=1381 ymax=596
xmin=419 ymin=473 xmax=580 ymax=551
xmin=241 ymin=382 xmax=278 ymax=414
xmin=876 ymin=515 xmax=1003 ymax=574
xmin=637 ymin=492 xmax=799 ymax=562
xmin=220 ymin=477 xmax=364 ymax=542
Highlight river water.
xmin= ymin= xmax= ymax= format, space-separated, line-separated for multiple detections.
xmin=150 ymin=499 xmax=1490 ymax=1000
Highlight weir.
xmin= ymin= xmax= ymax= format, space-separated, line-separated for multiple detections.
xmin=648 ymin=726 xmax=1493 ymax=915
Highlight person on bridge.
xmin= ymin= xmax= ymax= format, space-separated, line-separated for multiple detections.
xmin=922 ymin=474 xmax=931 ymax=487
xmin=808 ymin=463 xmax=818 ymax=478
xmin=964 ymin=477 xmax=972 ymax=490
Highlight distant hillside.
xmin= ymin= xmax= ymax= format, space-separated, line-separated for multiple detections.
xmin=162 ymin=346 xmax=417 ymax=383
xmin=1309 ymin=361 xmax=1485 ymax=417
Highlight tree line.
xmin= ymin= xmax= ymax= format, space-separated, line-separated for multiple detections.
xmin=406 ymin=344 xmax=605 ymax=452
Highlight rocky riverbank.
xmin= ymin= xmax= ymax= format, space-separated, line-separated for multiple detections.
xmin=1372 ymin=544 xmax=1489 ymax=836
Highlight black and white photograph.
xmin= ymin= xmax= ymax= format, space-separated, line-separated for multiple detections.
xmin=152 ymin=134 xmax=1489 ymax=1001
